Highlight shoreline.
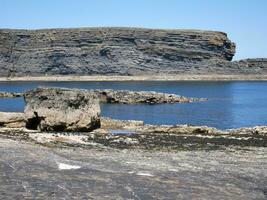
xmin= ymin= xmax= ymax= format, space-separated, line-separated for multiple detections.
xmin=1 ymin=74 xmax=267 ymax=81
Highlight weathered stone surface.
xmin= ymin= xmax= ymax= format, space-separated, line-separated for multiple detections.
xmin=0 ymin=138 xmax=266 ymax=199
xmin=136 ymin=124 xmax=226 ymax=135
xmin=0 ymin=112 xmax=26 ymax=128
xmin=0 ymin=27 xmax=246 ymax=76
xmin=234 ymin=58 xmax=267 ymax=71
xmin=0 ymin=118 xmax=266 ymax=149
xmin=204 ymin=58 xmax=267 ymax=75
xmin=100 ymin=117 xmax=144 ymax=129
xmin=23 ymin=88 xmax=101 ymax=132
xmin=92 ymin=89 xmax=204 ymax=104
xmin=0 ymin=88 xmax=206 ymax=103
xmin=229 ymin=126 xmax=267 ymax=136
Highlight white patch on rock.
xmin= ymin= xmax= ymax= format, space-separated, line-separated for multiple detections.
xmin=136 ymin=172 xmax=154 ymax=177
xmin=57 ymin=162 xmax=81 ymax=170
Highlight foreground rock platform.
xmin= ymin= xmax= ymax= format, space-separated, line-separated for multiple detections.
xmin=0 ymin=137 xmax=266 ymax=199
xmin=0 ymin=115 xmax=266 ymax=198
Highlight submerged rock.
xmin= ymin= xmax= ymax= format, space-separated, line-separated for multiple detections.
xmin=0 ymin=112 xmax=26 ymax=128
xmin=24 ymin=88 xmax=101 ymax=132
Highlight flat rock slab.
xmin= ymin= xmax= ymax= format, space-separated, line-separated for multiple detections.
xmin=0 ymin=88 xmax=206 ymax=103
xmin=0 ymin=112 xmax=26 ymax=128
xmin=0 ymin=138 xmax=266 ymax=199
xmin=24 ymin=88 xmax=101 ymax=132
xmin=92 ymin=89 xmax=205 ymax=104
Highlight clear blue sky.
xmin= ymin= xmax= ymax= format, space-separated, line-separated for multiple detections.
xmin=1 ymin=0 xmax=266 ymax=60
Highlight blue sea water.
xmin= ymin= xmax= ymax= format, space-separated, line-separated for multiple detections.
xmin=0 ymin=81 xmax=267 ymax=130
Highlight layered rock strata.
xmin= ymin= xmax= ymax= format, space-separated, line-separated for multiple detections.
xmin=1 ymin=28 xmax=267 ymax=76
xmin=0 ymin=27 xmax=244 ymax=76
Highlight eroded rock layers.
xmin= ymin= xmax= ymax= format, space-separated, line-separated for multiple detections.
xmin=2 ymin=27 xmax=260 ymax=76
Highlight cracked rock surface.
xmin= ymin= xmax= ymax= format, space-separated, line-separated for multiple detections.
xmin=0 ymin=138 xmax=266 ymax=199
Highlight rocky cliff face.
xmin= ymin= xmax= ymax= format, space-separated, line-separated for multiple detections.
xmin=0 ymin=27 xmax=266 ymax=76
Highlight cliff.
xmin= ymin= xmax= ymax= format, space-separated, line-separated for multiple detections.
xmin=0 ymin=27 xmax=266 ymax=76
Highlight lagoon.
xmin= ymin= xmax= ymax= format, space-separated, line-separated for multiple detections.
xmin=0 ymin=81 xmax=267 ymax=130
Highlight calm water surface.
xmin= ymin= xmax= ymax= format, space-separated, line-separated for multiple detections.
xmin=0 ymin=81 xmax=267 ymax=130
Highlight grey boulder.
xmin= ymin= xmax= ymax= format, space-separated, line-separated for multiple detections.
xmin=24 ymin=88 xmax=101 ymax=132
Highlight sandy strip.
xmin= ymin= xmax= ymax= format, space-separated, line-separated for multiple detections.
xmin=1 ymin=75 xmax=267 ymax=81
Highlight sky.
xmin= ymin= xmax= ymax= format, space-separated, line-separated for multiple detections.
xmin=1 ymin=0 xmax=266 ymax=60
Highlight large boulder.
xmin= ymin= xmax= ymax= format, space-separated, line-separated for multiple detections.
xmin=23 ymin=88 xmax=101 ymax=132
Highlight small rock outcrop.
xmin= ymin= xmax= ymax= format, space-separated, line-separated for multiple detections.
xmin=0 ymin=112 xmax=26 ymax=128
xmin=92 ymin=89 xmax=205 ymax=104
xmin=229 ymin=126 xmax=267 ymax=137
xmin=100 ymin=117 xmax=144 ymax=129
xmin=0 ymin=92 xmax=23 ymax=98
xmin=23 ymin=88 xmax=101 ymax=132
xmin=0 ymin=88 xmax=206 ymax=103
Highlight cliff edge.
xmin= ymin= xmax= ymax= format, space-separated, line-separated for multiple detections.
xmin=0 ymin=27 xmax=266 ymax=77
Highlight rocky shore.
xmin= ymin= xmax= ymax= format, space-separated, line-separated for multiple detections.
xmin=0 ymin=87 xmax=266 ymax=199
xmin=1 ymin=28 xmax=266 ymax=199
xmin=0 ymin=87 xmax=265 ymax=150
xmin=1 ymin=138 xmax=266 ymax=199
xmin=2 ymin=74 xmax=267 ymax=81
xmin=0 ymin=87 xmax=205 ymax=103
xmin=0 ymin=117 xmax=266 ymax=150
